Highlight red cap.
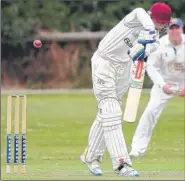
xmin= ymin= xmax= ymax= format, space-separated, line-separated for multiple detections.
xmin=150 ymin=3 xmax=172 ymax=23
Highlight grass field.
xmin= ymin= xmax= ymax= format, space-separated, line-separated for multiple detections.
xmin=1 ymin=93 xmax=184 ymax=180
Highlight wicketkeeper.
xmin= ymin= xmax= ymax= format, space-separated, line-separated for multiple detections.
xmin=130 ymin=18 xmax=185 ymax=158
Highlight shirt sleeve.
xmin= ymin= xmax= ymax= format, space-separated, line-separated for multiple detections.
xmin=123 ymin=8 xmax=155 ymax=30
xmin=135 ymin=8 xmax=155 ymax=29
xmin=146 ymin=46 xmax=166 ymax=88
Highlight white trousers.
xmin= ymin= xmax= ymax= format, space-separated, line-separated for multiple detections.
xmin=131 ymin=84 xmax=175 ymax=155
xmin=85 ymin=51 xmax=133 ymax=169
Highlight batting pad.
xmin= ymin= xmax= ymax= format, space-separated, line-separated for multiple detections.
xmin=98 ymin=98 xmax=122 ymax=127
xmin=98 ymin=98 xmax=132 ymax=169
xmin=85 ymin=120 xmax=105 ymax=163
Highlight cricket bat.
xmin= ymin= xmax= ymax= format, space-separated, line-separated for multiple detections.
xmin=123 ymin=58 xmax=146 ymax=123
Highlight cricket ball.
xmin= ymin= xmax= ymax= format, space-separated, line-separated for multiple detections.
xmin=33 ymin=40 xmax=42 ymax=48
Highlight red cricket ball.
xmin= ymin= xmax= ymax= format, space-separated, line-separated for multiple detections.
xmin=33 ymin=40 xmax=42 ymax=48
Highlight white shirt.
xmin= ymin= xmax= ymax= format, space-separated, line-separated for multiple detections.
xmin=96 ymin=8 xmax=155 ymax=63
xmin=147 ymin=34 xmax=185 ymax=88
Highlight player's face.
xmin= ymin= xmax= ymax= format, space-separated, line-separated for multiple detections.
xmin=168 ymin=25 xmax=183 ymax=39
xmin=152 ymin=20 xmax=169 ymax=37
xmin=168 ymin=25 xmax=183 ymax=45
xmin=153 ymin=21 xmax=168 ymax=32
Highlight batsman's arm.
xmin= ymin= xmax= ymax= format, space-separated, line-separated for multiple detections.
xmin=135 ymin=8 xmax=155 ymax=30
xmin=124 ymin=8 xmax=157 ymax=46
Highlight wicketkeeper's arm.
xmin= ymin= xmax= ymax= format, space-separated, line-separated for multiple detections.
xmin=146 ymin=51 xmax=166 ymax=88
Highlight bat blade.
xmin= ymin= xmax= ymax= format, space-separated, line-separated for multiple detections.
xmin=123 ymin=60 xmax=146 ymax=123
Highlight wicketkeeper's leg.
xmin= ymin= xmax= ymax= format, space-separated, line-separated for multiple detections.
xmin=130 ymin=85 xmax=173 ymax=156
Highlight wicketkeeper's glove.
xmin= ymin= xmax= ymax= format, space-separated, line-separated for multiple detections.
xmin=128 ymin=43 xmax=145 ymax=62
xmin=138 ymin=29 xmax=157 ymax=45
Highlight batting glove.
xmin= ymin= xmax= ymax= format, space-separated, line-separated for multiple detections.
xmin=128 ymin=43 xmax=145 ymax=61
xmin=145 ymin=41 xmax=160 ymax=57
xmin=138 ymin=29 xmax=157 ymax=45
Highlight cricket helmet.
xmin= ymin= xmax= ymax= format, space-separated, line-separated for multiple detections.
xmin=149 ymin=2 xmax=172 ymax=23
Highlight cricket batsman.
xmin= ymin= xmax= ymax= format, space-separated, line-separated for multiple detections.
xmin=80 ymin=2 xmax=172 ymax=177
xmin=130 ymin=18 xmax=185 ymax=158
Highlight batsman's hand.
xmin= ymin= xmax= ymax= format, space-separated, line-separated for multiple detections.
xmin=128 ymin=43 xmax=145 ymax=62
xmin=138 ymin=29 xmax=157 ymax=45
xmin=145 ymin=41 xmax=160 ymax=57
xmin=178 ymin=86 xmax=185 ymax=97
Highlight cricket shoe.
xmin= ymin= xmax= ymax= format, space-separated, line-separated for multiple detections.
xmin=114 ymin=163 xmax=139 ymax=177
xmin=80 ymin=154 xmax=103 ymax=176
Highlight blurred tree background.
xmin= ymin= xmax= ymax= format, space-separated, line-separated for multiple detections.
xmin=1 ymin=0 xmax=185 ymax=89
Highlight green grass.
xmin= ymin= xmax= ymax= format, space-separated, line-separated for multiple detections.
xmin=1 ymin=93 xmax=184 ymax=180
